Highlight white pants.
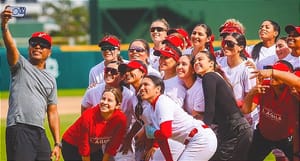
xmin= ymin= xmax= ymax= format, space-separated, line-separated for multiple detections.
xmin=150 ymin=139 xmax=185 ymax=161
xmin=178 ymin=128 xmax=217 ymax=161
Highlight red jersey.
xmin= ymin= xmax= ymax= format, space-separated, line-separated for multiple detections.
xmin=253 ymin=86 xmax=299 ymax=141
xmin=62 ymin=105 xmax=127 ymax=156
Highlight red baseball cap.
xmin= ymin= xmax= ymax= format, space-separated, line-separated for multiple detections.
xmin=153 ymin=46 xmax=181 ymax=62
xmin=219 ymin=22 xmax=244 ymax=36
xmin=294 ymin=68 xmax=300 ymax=77
xmin=272 ymin=60 xmax=293 ymax=72
xmin=98 ymin=36 xmax=120 ymax=48
xmin=167 ymin=28 xmax=192 ymax=48
xmin=29 ymin=32 xmax=52 ymax=46
xmin=118 ymin=60 xmax=148 ymax=75
xmin=285 ymin=25 xmax=300 ymax=35
xmin=163 ymin=35 xmax=184 ymax=49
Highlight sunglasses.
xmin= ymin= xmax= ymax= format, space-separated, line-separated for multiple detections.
xmin=150 ymin=27 xmax=166 ymax=32
xmin=222 ymin=40 xmax=238 ymax=48
xmin=101 ymin=46 xmax=118 ymax=51
xmin=104 ymin=67 xmax=119 ymax=75
xmin=128 ymin=47 xmax=146 ymax=53
xmin=29 ymin=41 xmax=51 ymax=49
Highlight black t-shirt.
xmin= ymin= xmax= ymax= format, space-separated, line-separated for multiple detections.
xmin=202 ymin=72 xmax=241 ymax=126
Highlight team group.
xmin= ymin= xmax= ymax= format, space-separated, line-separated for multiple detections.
xmin=2 ymin=5 xmax=300 ymax=161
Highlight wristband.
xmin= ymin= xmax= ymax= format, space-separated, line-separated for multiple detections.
xmin=145 ymin=125 xmax=156 ymax=139
xmin=1 ymin=26 xmax=7 ymax=32
xmin=54 ymin=142 xmax=62 ymax=148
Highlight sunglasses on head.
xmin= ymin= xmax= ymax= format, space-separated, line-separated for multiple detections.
xmin=29 ymin=41 xmax=51 ymax=49
xmin=128 ymin=47 xmax=146 ymax=53
xmin=101 ymin=46 xmax=118 ymax=51
xmin=222 ymin=40 xmax=238 ymax=48
xmin=150 ymin=27 xmax=166 ymax=32
xmin=104 ymin=67 xmax=119 ymax=75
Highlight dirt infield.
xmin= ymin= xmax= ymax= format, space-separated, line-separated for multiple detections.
xmin=0 ymin=96 xmax=82 ymax=119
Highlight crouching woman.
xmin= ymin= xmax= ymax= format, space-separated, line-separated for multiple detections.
xmin=61 ymin=87 xmax=127 ymax=161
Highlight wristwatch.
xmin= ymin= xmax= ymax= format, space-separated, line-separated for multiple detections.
xmin=54 ymin=142 xmax=62 ymax=148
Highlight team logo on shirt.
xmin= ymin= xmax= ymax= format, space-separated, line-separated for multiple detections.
xmin=90 ymin=136 xmax=111 ymax=144
xmin=261 ymin=108 xmax=282 ymax=122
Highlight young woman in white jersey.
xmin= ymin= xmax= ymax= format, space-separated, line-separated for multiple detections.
xmin=88 ymin=35 xmax=126 ymax=86
xmin=183 ymin=24 xmax=215 ymax=57
xmin=128 ymin=39 xmax=161 ymax=77
xmin=149 ymin=18 xmax=170 ymax=70
xmin=139 ymin=75 xmax=217 ymax=161
xmin=247 ymin=20 xmax=280 ymax=69
xmin=176 ymin=54 xmax=205 ymax=120
xmin=217 ymin=32 xmax=257 ymax=129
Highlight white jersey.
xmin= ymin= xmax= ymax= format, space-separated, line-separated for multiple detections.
xmin=81 ymin=83 xmax=135 ymax=128
xmin=142 ymin=95 xmax=209 ymax=143
xmin=218 ymin=57 xmax=256 ymax=101
xmin=218 ymin=57 xmax=258 ymax=129
xmin=246 ymin=44 xmax=276 ymax=69
xmin=163 ymin=76 xmax=186 ymax=107
xmin=149 ymin=48 xmax=160 ymax=71
xmin=283 ymin=54 xmax=300 ymax=68
xmin=182 ymin=47 xmax=193 ymax=55
xmin=88 ymin=61 xmax=105 ymax=85
xmin=147 ymin=65 xmax=162 ymax=78
xmin=184 ymin=78 xmax=205 ymax=114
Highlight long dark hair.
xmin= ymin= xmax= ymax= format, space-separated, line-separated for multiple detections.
xmin=251 ymin=20 xmax=280 ymax=61
xmin=194 ymin=50 xmax=233 ymax=90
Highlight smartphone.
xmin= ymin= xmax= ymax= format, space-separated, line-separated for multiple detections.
xmin=8 ymin=6 xmax=26 ymax=18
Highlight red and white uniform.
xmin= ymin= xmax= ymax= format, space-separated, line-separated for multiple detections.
xmin=253 ymin=86 xmax=298 ymax=141
xmin=142 ymin=95 xmax=217 ymax=161
xmin=81 ymin=83 xmax=135 ymax=129
xmin=62 ymin=106 xmax=127 ymax=156
xmin=149 ymin=48 xmax=160 ymax=71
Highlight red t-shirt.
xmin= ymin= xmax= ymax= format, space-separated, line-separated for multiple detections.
xmin=62 ymin=105 xmax=127 ymax=156
xmin=253 ymin=86 xmax=299 ymax=141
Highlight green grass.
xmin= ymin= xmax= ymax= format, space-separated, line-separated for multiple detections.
xmin=0 ymin=113 xmax=80 ymax=161
xmin=0 ymin=88 xmax=86 ymax=99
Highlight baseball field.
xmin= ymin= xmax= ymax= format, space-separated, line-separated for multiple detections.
xmin=0 ymin=90 xmax=276 ymax=161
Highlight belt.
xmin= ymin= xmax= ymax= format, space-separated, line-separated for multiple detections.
xmin=184 ymin=125 xmax=209 ymax=145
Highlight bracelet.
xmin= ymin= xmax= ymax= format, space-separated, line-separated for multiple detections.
xmin=271 ymin=69 xmax=274 ymax=78
xmin=54 ymin=142 xmax=62 ymax=148
xmin=1 ymin=26 xmax=7 ymax=32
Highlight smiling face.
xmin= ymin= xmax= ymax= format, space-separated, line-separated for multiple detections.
xmin=276 ymin=38 xmax=291 ymax=59
xmin=222 ymin=35 xmax=242 ymax=57
xmin=128 ymin=40 xmax=149 ymax=63
xmin=104 ymin=62 xmax=120 ymax=87
xmin=176 ymin=55 xmax=194 ymax=80
xmin=190 ymin=25 xmax=210 ymax=50
xmin=28 ymin=39 xmax=51 ymax=65
xmin=99 ymin=91 xmax=119 ymax=113
xmin=150 ymin=21 xmax=168 ymax=44
xmin=100 ymin=44 xmax=120 ymax=62
xmin=286 ymin=31 xmax=300 ymax=57
xmin=258 ymin=20 xmax=278 ymax=42
xmin=193 ymin=52 xmax=215 ymax=76
xmin=139 ymin=77 xmax=161 ymax=103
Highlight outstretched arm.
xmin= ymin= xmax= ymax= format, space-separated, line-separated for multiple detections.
xmin=1 ymin=6 xmax=20 ymax=66
xmin=251 ymin=69 xmax=300 ymax=91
